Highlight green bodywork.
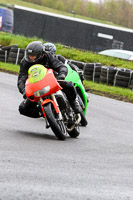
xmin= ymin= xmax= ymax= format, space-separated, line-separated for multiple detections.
xmin=65 ymin=64 xmax=88 ymax=114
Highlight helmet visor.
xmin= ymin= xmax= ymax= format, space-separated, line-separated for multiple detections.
xmin=25 ymin=50 xmax=42 ymax=63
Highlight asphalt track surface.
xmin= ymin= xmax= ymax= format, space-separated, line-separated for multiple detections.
xmin=0 ymin=72 xmax=133 ymax=200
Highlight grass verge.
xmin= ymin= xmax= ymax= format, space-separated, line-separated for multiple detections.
xmin=84 ymin=80 xmax=133 ymax=103
xmin=0 ymin=62 xmax=19 ymax=75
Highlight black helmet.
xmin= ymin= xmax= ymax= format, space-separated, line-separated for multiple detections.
xmin=44 ymin=42 xmax=56 ymax=56
xmin=25 ymin=41 xmax=45 ymax=64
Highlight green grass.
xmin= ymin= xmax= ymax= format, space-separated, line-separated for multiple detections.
xmin=1 ymin=32 xmax=133 ymax=70
xmin=0 ymin=62 xmax=20 ymax=73
xmin=57 ymin=45 xmax=133 ymax=70
xmin=84 ymin=80 xmax=133 ymax=103
xmin=0 ymin=32 xmax=40 ymax=48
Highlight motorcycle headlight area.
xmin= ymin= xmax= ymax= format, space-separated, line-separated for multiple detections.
xmin=33 ymin=86 xmax=50 ymax=97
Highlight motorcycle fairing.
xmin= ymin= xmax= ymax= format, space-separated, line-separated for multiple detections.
xmin=25 ymin=68 xmax=62 ymax=102
xmin=65 ymin=64 xmax=88 ymax=114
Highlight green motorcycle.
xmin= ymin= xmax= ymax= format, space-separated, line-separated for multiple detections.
xmin=65 ymin=63 xmax=88 ymax=126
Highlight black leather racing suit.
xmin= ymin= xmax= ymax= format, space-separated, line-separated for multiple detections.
xmin=17 ymin=52 xmax=78 ymax=118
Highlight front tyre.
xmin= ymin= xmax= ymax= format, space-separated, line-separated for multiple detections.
xmin=43 ymin=103 xmax=67 ymax=140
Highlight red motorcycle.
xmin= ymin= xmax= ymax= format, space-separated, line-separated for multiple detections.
xmin=25 ymin=64 xmax=81 ymax=140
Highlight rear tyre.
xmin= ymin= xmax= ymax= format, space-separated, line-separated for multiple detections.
xmin=80 ymin=111 xmax=88 ymax=127
xmin=77 ymin=96 xmax=88 ymax=127
xmin=43 ymin=103 xmax=67 ymax=140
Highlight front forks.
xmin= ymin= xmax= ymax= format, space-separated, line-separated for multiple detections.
xmin=39 ymin=95 xmax=63 ymax=129
xmin=51 ymin=94 xmax=63 ymax=120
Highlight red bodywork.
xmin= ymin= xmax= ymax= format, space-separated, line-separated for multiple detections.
xmin=25 ymin=69 xmax=62 ymax=117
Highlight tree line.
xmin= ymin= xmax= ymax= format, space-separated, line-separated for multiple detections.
xmin=23 ymin=0 xmax=133 ymax=29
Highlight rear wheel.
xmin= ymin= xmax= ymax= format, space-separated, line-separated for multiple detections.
xmin=43 ymin=103 xmax=67 ymax=140
xmin=77 ymin=93 xmax=88 ymax=127
xmin=80 ymin=110 xmax=88 ymax=127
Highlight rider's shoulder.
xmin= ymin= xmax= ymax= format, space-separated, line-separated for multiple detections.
xmin=20 ymin=58 xmax=30 ymax=68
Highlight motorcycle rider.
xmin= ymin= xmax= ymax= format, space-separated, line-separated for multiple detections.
xmin=17 ymin=41 xmax=81 ymax=118
xmin=43 ymin=42 xmax=84 ymax=82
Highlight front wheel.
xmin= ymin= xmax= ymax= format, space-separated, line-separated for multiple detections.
xmin=43 ymin=103 xmax=67 ymax=140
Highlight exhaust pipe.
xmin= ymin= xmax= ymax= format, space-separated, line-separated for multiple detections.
xmin=67 ymin=113 xmax=81 ymax=132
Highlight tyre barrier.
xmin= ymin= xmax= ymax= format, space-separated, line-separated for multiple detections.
xmin=0 ymin=45 xmax=18 ymax=63
xmin=83 ymin=63 xmax=102 ymax=83
xmin=0 ymin=45 xmax=25 ymax=65
xmin=100 ymin=66 xmax=117 ymax=85
xmin=83 ymin=64 xmax=133 ymax=90
xmin=114 ymin=68 xmax=133 ymax=88
xmin=129 ymin=72 xmax=133 ymax=89
xmin=0 ymin=49 xmax=7 ymax=63
xmin=7 ymin=47 xmax=25 ymax=65
xmin=70 ymin=60 xmax=85 ymax=70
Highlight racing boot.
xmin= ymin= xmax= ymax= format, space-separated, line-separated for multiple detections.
xmin=69 ymin=98 xmax=81 ymax=128
xmin=70 ymin=97 xmax=82 ymax=114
